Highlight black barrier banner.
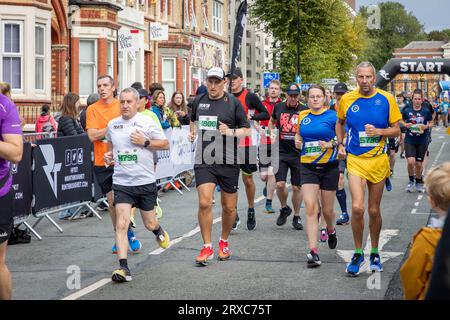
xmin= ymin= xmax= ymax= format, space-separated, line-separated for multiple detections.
xmin=11 ymin=142 xmax=33 ymax=224
xmin=376 ymin=58 xmax=450 ymax=89
xmin=32 ymin=134 xmax=93 ymax=213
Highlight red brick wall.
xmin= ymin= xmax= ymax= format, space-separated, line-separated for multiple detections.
xmin=71 ymin=38 xmax=79 ymax=93
xmin=97 ymin=38 xmax=108 ymax=76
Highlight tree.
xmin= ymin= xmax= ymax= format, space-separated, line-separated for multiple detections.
xmin=427 ymin=29 xmax=450 ymax=41
xmin=250 ymin=0 xmax=366 ymax=85
xmin=359 ymin=2 xmax=426 ymax=70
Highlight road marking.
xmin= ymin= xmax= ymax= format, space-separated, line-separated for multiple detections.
xmin=62 ymin=278 xmax=111 ymax=300
xmin=414 ymin=202 xmax=419 ymax=207
xmin=431 ymin=142 xmax=447 ymax=168
xmin=411 ymin=211 xmax=431 ymax=215
xmin=337 ymin=229 xmax=403 ymax=274
xmin=62 ymin=182 xmax=292 ymax=300
xmin=417 ymin=195 xmax=423 ymax=201
xmin=411 ymin=208 xmax=417 ymax=214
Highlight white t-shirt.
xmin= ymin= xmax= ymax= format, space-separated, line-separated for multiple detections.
xmin=106 ymin=112 xmax=167 ymax=186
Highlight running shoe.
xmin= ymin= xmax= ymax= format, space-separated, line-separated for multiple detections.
xmin=292 ymin=216 xmax=303 ymax=230
xmin=155 ymin=205 xmax=163 ymax=220
xmin=112 ymin=243 xmax=117 ymax=254
xmin=112 ymin=267 xmax=132 ymax=282
xmin=415 ymin=182 xmax=425 ymax=193
xmin=130 ymin=215 xmax=137 ymax=228
xmin=264 ymin=202 xmax=275 ymax=214
xmin=327 ymin=229 xmax=338 ymax=249
xmin=400 ymin=152 xmax=405 ymax=159
xmin=369 ymin=253 xmax=383 ymax=272
xmin=346 ymin=253 xmax=364 ymax=276
xmin=306 ymin=251 xmax=322 ymax=268
xmin=320 ymin=228 xmax=328 ymax=242
xmin=390 ymin=169 xmax=394 ymax=177
xmin=385 ymin=177 xmax=392 ymax=192
xmin=276 ymin=206 xmax=292 ymax=226
xmin=216 ymin=185 xmax=221 ymax=192
xmin=155 ymin=229 xmax=170 ymax=249
xmin=232 ymin=214 xmax=240 ymax=230
xmin=128 ymin=229 xmax=142 ymax=253
xmin=247 ymin=209 xmax=257 ymax=231
xmin=196 ymin=246 xmax=214 ymax=266
xmin=336 ymin=212 xmax=350 ymax=225
xmin=406 ymin=181 xmax=415 ymax=193
xmin=218 ymin=239 xmax=230 ymax=261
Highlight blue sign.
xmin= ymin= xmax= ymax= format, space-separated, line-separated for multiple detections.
xmin=440 ymin=81 xmax=450 ymax=91
xmin=263 ymin=72 xmax=280 ymax=89
xmin=295 ymin=75 xmax=302 ymax=84
xmin=301 ymin=84 xmax=311 ymax=91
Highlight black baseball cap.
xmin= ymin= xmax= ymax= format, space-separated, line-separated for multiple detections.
xmin=226 ymin=68 xmax=243 ymax=79
xmin=138 ymin=89 xmax=149 ymax=99
xmin=286 ymin=83 xmax=301 ymax=96
xmin=333 ymin=82 xmax=348 ymax=94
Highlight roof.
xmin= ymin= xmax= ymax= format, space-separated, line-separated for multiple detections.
xmin=403 ymin=41 xmax=447 ymax=50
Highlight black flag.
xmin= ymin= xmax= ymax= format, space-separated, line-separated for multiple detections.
xmin=229 ymin=0 xmax=247 ymax=82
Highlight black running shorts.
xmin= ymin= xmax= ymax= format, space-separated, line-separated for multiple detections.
xmin=113 ymin=183 xmax=157 ymax=212
xmin=94 ymin=166 xmax=114 ymax=195
xmin=0 ymin=189 xmax=14 ymax=244
xmin=194 ymin=164 xmax=240 ymax=194
xmin=274 ymin=155 xmax=301 ymax=186
xmin=338 ymin=159 xmax=346 ymax=174
xmin=405 ymin=143 xmax=427 ymax=162
xmin=388 ymin=137 xmax=399 ymax=153
xmin=238 ymin=146 xmax=258 ymax=175
xmin=300 ymin=161 xmax=339 ymax=191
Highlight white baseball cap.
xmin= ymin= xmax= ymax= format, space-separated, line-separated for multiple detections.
xmin=207 ymin=67 xmax=226 ymax=80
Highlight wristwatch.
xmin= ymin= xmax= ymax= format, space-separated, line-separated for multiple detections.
xmin=143 ymin=139 xmax=150 ymax=148
xmin=331 ymin=140 xmax=338 ymax=148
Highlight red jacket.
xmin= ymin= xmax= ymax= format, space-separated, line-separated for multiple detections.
xmin=35 ymin=114 xmax=57 ymax=133
xmin=260 ymin=97 xmax=281 ymax=145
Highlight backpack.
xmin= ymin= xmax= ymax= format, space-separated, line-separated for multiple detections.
xmin=42 ymin=116 xmax=55 ymax=133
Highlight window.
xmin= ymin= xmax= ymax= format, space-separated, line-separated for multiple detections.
xmin=212 ymin=1 xmax=223 ymax=35
xmin=107 ymin=41 xmax=114 ymax=77
xmin=35 ymin=24 xmax=45 ymax=91
xmin=79 ymin=40 xmax=96 ymax=96
xmin=246 ymin=30 xmax=251 ymax=38
xmin=247 ymin=70 xmax=251 ymax=78
xmin=162 ymin=58 xmax=176 ymax=99
xmin=2 ymin=21 xmax=23 ymax=90
xmin=162 ymin=0 xmax=168 ymax=20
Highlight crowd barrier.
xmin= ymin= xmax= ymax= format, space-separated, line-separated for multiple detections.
xmin=11 ymin=126 xmax=195 ymax=240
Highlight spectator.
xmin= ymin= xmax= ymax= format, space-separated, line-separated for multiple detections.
xmin=168 ymin=91 xmax=190 ymax=126
xmin=35 ymin=104 xmax=57 ymax=134
xmin=196 ymin=84 xmax=208 ymax=96
xmin=138 ymin=89 xmax=161 ymax=129
xmin=1 ymin=82 xmax=25 ymax=128
xmin=151 ymin=90 xmax=171 ymax=129
xmin=131 ymin=82 xmax=143 ymax=91
xmin=57 ymin=93 xmax=84 ymax=137
xmin=80 ymin=93 xmax=99 ymax=131
xmin=400 ymin=162 xmax=450 ymax=299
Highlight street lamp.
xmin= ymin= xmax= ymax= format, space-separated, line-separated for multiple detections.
xmin=296 ymin=0 xmax=300 ymax=82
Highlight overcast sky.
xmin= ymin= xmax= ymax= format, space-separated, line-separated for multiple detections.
xmin=356 ymin=0 xmax=450 ymax=32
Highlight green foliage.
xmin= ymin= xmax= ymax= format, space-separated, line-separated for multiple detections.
xmin=250 ymin=0 xmax=366 ymax=86
xmin=427 ymin=29 xmax=450 ymax=41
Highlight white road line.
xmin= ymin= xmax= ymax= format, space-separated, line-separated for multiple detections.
xmin=417 ymin=195 xmax=423 ymax=201
xmin=62 ymin=182 xmax=290 ymax=300
xmin=431 ymin=142 xmax=447 ymax=168
xmin=411 ymin=208 xmax=417 ymax=214
xmin=414 ymin=202 xmax=419 ymax=207
xmin=411 ymin=211 xmax=430 ymax=215
xmin=62 ymin=278 xmax=111 ymax=300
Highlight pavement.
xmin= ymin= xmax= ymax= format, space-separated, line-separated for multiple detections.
xmin=7 ymin=126 xmax=449 ymax=300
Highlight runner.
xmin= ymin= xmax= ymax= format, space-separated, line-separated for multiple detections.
xmin=401 ymin=89 xmax=433 ymax=193
xmin=270 ymin=83 xmax=308 ymax=230
xmin=396 ymin=92 xmax=409 ymax=159
xmin=189 ymin=67 xmax=251 ymax=265
xmin=228 ymin=68 xmax=269 ymax=231
xmin=336 ymin=62 xmax=402 ymax=276
xmin=0 ymin=93 xmax=23 ymax=299
xmin=439 ymin=97 xmax=449 ymax=128
xmin=331 ymin=83 xmax=350 ymax=226
xmin=295 ymin=85 xmax=339 ymax=267
xmin=104 ymin=87 xmax=170 ymax=282
xmin=86 ymin=75 xmax=142 ymax=254
xmin=255 ymin=79 xmax=282 ymax=214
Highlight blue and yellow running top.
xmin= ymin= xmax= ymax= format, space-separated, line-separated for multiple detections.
xmin=298 ymin=108 xmax=338 ymax=164
xmin=338 ymin=88 xmax=402 ymax=158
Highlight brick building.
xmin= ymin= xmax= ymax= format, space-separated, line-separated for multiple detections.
xmin=0 ymin=0 xmax=229 ymax=124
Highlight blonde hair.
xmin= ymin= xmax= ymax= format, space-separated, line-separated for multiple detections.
xmin=0 ymin=82 xmax=11 ymax=97
xmin=425 ymin=162 xmax=450 ymax=212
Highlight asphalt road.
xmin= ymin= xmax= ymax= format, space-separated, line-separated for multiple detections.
xmin=7 ymin=126 xmax=449 ymax=300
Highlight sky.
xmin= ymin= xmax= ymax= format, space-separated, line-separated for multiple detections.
xmin=356 ymin=0 xmax=450 ymax=32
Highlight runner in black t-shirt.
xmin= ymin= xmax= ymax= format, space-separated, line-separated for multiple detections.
xmin=189 ymin=67 xmax=250 ymax=266
xmin=270 ymin=83 xmax=308 ymax=229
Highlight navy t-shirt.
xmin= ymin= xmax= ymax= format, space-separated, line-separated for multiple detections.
xmin=402 ymin=106 xmax=433 ymax=145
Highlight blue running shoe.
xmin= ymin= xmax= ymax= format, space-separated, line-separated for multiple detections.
xmin=346 ymin=253 xmax=364 ymax=276
xmin=216 ymin=185 xmax=221 ymax=192
xmin=336 ymin=212 xmax=350 ymax=225
xmin=385 ymin=178 xmax=392 ymax=192
xmin=265 ymin=203 xmax=275 ymax=214
xmin=112 ymin=243 xmax=117 ymax=254
xmin=128 ymin=229 xmax=142 ymax=253
xmin=369 ymin=253 xmax=383 ymax=272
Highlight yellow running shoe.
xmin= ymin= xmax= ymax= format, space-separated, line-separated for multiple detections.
xmin=155 ymin=205 xmax=163 ymax=220
xmin=130 ymin=215 xmax=136 ymax=228
xmin=111 ymin=267 xmax=132 ymax=282
xmin=156 ymin=229 xmax=170 ymax=249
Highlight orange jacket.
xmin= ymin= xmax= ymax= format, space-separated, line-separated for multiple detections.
xmin=400 ymin=227 xmax=442 ymax=300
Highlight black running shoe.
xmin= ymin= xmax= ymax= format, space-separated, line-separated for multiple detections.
xmin=327 ymin=229 xmax=338 ymax=249
xmin=247 ymin=209 xmax=256 ymax=231
xmin=232 ymin=214 xmax=240 ymax=230
xmin=292 ymin=216 xmax=303 ymax=230
xmin=276 ymin=206 xmax=292 ymax=226
xmin=307 ymin=251 xmax=322 ymax=268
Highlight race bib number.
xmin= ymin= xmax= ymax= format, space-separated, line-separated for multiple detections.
xmin=304 ymin=141 xmax=322 ymax=156
xmin=198 ymin=116 xmax=218 ymax=130
xmin=117 ymin=149 xmax=139 ymax=165
xmin=359 ymin=132 xmax=380 ymax=147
